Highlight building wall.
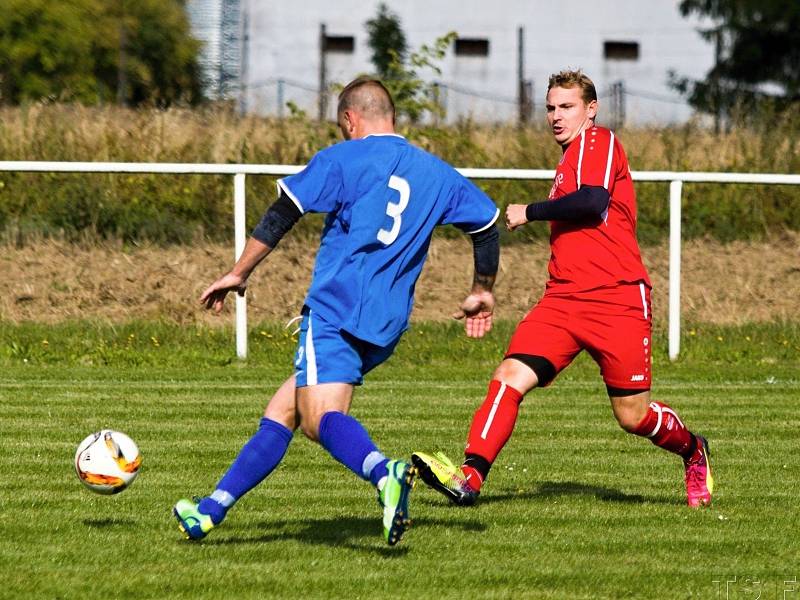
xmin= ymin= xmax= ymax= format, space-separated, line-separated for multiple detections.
xmin=188 ymin=0 xmax=242 ymax=100
xmin=237 ymin=0 xmax=714 ymax=125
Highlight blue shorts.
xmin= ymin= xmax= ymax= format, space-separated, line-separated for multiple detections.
xmin=294 ymin=307 xmax=399 ymax=387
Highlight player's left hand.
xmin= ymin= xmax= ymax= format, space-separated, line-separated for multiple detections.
xmin=453 ymin=291 xmax=495 ymax=338
xmin=505 ymin=204 xmax=528 ymax=231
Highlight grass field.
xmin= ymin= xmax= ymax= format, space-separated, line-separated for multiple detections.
xmin=1 ymin=321 xmax=798 ymax=599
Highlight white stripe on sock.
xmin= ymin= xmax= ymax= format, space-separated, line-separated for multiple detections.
xmin=480 ymin=382 xmax=507 ymax=440
xmin=361 ymin=450 xmax=387 ymax=479
xmin=646 ymin=402 xmax=663 ymax=438
xmin=661 ymin=406 xmax=685 ymax=430
xmin=210 ymin=489 xmax=237 ymax=508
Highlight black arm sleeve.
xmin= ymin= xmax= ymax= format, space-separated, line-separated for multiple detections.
xmin=470 ymin=223 xmax=500 ymax=276
xmin=525 ymin=185 xmax=610 ymax=222
xmin=251 ymin=189 xmax=303 ymax=248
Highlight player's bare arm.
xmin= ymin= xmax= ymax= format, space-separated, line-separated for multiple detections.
xmin=454 ymin=223 xmax=499 ymax=338
xmin=200 ymin=189 xmax=303 ymax=313
xmin=200 ymin=237 xmax=273 ymax=313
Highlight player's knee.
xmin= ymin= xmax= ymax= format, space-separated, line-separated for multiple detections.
xmin=263 ymin=404 xmax=297 ymax=430
xmin=614 ymin=410 xmax=642 ymax=433
xmin=608 ymin=387 xmax=650 ymax=433
xmin=497 ymin=354 xmax=555 ymax=392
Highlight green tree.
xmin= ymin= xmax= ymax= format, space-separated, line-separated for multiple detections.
xmin=113 ymin=0 xmax=204 ymax=105
xmin=362 ymin=3 xmax=454 ymax=122
xmin=674 ymin=0 xmax=800 ymax=116
xmin=364 ymin=3 xmax=407 ymax=79
xmin=0 ymin=0 xmax=99 ymax=103
xmin=0 ymin=0 xmax=202 ymax=105
xmin=383 ymin=32 xmax=456 ymax=122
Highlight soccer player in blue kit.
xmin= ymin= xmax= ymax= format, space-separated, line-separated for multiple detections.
xmin=173 ymin=78 xmax=500 ymax=546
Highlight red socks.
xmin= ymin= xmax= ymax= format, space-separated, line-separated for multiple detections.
xmin=461 ymin=387 xmax=698 ymax=492
xmin=632 ymin=400 xmax=696 ymax=459
xmin=463 ymin=380 xmax=524 ymax=489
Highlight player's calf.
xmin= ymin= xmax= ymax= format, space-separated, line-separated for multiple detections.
xmin=630 ymin=400 xmax=695 ymax=455
xmin=630 ymin=399 xmax=713 ymax=507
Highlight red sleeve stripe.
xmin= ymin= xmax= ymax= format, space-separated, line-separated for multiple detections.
xmin=603 ymin=131 xmax=615 ymax=189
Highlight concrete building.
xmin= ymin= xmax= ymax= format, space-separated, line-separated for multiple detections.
xmin=192 ymin=1 xmax=716 ymax=125
xmin=187 ymin=0 xmax=242 ymax=100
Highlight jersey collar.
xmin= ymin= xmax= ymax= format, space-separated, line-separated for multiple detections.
xmin=364 ymin=133 xmax=405 ymax=140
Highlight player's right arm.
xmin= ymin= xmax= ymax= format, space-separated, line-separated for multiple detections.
xmin=200 ymin=190 xmax=303 ymax=313
xmin=507 ymin=127 xmax=620 ymax=230
xmin=505 ymin=185 xmax=610 ymax=230
xmin=200 ymin=147 xmax=342 ymax=313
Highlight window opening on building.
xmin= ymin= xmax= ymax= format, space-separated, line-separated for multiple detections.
xmin=324 ymin=35 xmax=355 ymax=53
xmin=604 ymin=41 xmax=639 ymax=60
xmin=455 ymin=38 xmax=490 ymax=57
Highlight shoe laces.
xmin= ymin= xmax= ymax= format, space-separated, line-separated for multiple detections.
xmin=432 ymin=451 xmax=458 ymax=471
xmin=431 ymin=452 xmax=472 ymax=491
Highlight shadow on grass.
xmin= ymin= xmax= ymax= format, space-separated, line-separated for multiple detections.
xmin=203 ymin=515 xmax=485 ymax=556
xmin=82 ymin=517 xmax=138 ymax=528
xmin=476 ymin=480 xmax=677 ymax=506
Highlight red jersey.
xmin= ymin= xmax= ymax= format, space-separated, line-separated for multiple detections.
xmin=545 ymin=125 xmax=650 ymax=293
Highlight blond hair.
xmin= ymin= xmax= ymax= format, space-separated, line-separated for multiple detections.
xmin=547 ymin=70 xmax=597 ymax=105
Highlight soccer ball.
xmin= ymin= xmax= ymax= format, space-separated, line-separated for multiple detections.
xmin=74 ymin=430 xmax=142 ymax=494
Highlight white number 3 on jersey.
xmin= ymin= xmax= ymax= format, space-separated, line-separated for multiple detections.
xmin=377 ymin=175 xmax=410 ymax=245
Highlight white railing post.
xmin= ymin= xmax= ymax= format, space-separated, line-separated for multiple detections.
xmin=1 ymin=162 xmax=798 ymax=359
xmin=234 ymin=173 xmax=248 ymax=359
xmin=668 ymin=179 xmax=683 ymax=361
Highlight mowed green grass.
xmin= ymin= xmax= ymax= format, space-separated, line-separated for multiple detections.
xmin=1 ymin=322 xmax=798 ymax=599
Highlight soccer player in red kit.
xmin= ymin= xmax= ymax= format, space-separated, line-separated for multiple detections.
xmin=413 ymin=69 xmax=713 ymax=508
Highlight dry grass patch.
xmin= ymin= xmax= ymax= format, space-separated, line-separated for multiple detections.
xmin=2 ymin=234 xmax=797 ymax=325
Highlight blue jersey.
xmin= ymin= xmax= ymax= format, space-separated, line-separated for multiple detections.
xmin=279 ymin=134 xmax=498 ymax=346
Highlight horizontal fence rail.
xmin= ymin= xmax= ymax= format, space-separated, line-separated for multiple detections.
xmin=2 ymin=160 xmax=799 ymax=360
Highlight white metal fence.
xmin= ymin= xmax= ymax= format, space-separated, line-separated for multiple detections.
xmin=2 ymin=160 xmax=798 ymax=361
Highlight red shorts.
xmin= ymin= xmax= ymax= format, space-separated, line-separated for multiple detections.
xmin=505 ymin=282 xmax=652 ymax=391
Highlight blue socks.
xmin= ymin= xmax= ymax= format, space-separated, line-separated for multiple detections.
xmin=198 ymin=417 xmax=293 ymax=525
xmin=198 ymin=412 xmax=389 ymax=525
xmin=318 ymin=411 xmax=389 ymax=487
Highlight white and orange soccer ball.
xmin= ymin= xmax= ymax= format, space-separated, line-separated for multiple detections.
xmin=74 ymin=430 xmax=142 ymax=494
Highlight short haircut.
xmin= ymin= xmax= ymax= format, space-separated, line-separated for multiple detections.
xmin=337 ymin=77 xmax=396 ymax=123
xmin=547 ymin=69 xmax=597 ymax=105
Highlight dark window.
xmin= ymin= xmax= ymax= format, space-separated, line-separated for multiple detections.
xmin=324 ymin=35 xmax=355 ymax=53
xmin=455 ymin=38 xmax=490 ymax=57
xmin=604 ymin=41 xmax=639 ymax=61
